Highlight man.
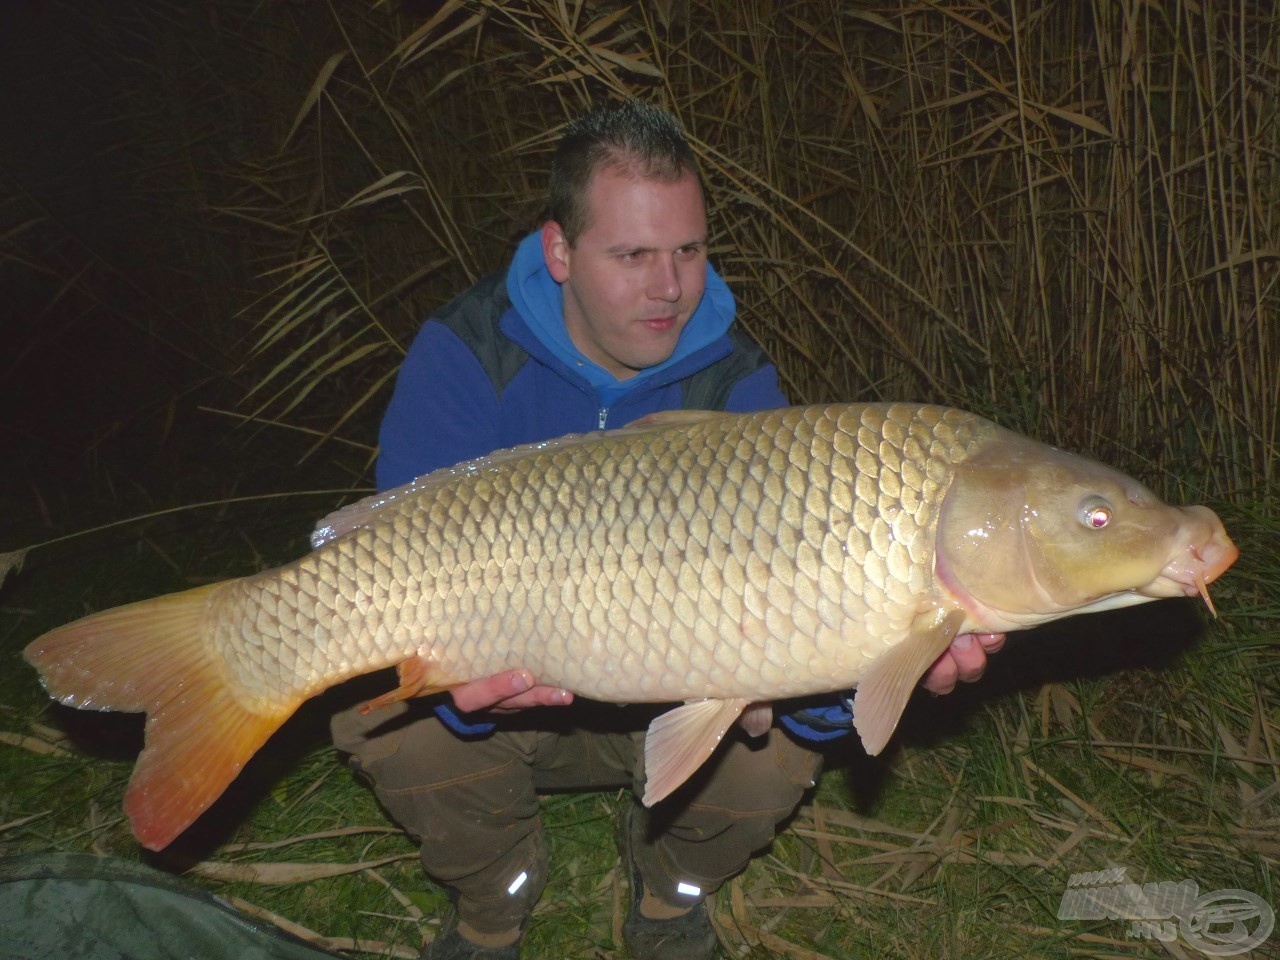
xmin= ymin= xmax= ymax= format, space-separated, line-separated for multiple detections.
xmin=332 ymin=100 xmax=1001 ymax=960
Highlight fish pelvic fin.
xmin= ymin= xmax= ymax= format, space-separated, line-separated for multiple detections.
xmin=23 ymin=582 xmax=299 ymax=851
xmin=641 ymin=698 xmax=749 ymax=807
xmin=852 ymin=608 xmax=965 ymax=756
xmin=358 ymin=653 xmax=462 ymax=714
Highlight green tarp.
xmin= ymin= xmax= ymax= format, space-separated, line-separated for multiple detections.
xmin=0 ymin=852 xmax=342 ymax=960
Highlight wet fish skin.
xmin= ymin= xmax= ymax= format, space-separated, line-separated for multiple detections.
xmin=23 ymin=403 xmax=1238 ymax=850
xmin=218 ymin=404 xmax=973 ymax=709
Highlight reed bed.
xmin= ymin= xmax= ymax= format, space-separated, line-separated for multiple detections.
xmin=203 ymin=0 xmax=1279 ymax=499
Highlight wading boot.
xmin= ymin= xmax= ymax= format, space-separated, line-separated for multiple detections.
xmin=419 ymin=909 xmax=521 ymax=960
xmin=618 ymin=803 xmax=720 ymax=960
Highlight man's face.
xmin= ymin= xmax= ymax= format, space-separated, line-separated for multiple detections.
xmin=542 ymin=166 xmax=708 ymax=380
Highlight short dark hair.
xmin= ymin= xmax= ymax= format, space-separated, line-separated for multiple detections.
xmin=549 ymin=99 xmax=703 ymax=244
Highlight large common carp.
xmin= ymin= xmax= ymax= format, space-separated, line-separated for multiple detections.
xmin=25 ymin=403 xmax=1237 ymax=851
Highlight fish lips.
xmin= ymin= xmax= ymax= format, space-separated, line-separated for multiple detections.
xmin=1138 ymin=507 xmax=1239 ymax=610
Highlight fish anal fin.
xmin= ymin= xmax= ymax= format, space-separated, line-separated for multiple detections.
xmin=358 ymin=653 xmax=459 ymax=714
xmin=641 ymin=698 xmax=748 ymax=807
xmin=23 ymin=581 xmax=300 ymax=851
xmin=852 ymin=609 xmax=965 ymax=756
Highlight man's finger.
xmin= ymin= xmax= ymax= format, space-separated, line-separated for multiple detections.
xmin=947 ymin=633 xmax=988 ymax=683
xmin=488 ymin=687 xmax=575 ymax=712
xmin=449 ymin=670 xmax=572 ymax=713
xmin=449 ymin=670 xmax=532 ymax=713
xmin=977 ymin=633 xmax=1007 ymax=654
xmin=920 ymin=650 xmax=959 ymax=695
xmin=920 ymin=631 xmax=1007 ymax=695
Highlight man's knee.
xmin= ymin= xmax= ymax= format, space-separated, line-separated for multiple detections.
xmin=635 ymin=729 xmax=823 ymax=896
xmin=682 ymin=727 xmax=823 ymax=818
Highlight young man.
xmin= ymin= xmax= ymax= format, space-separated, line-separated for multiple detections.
xmin=331 ymin=100 xmax=1001 ymax=960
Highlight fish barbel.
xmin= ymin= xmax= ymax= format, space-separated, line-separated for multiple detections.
xmin=24 ymin=403 xmax=1237 ymax=850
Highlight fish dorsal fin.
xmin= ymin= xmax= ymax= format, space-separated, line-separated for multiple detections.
xmin=623 ymin=409 xmax=733 ymax=430
xmin=311 ymin=436 xmax=586 ymax=547
xmin=852 ymin=608 xmax=964 ymax=756
xmin=641 ymin=697 xmax=749 ymax=806
xmin=311 ymin=411 xmax=734 ymax=548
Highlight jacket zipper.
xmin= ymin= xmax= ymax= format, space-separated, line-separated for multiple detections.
xmin=598 ymin=407 xmax=609 ymax=429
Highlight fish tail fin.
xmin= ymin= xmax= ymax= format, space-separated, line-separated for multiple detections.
xmin=24 ymin=582 xmax=299 ymax=850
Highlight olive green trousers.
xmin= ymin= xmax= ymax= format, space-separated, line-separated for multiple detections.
xmin=331 ymin=699 xmax=822 ymax=935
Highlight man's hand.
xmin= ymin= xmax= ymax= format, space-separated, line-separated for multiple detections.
xmin=921 ymin=633 xmax=1006 ymax=695
xmin=448 ymin=670 xmax=574 ymax=714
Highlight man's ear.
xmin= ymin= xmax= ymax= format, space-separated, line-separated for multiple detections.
xmin=541 ymin=221 xmax=571 ymax=283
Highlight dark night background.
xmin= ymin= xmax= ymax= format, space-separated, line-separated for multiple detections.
xmin=1 ymin=4 xmax=369 ymax=566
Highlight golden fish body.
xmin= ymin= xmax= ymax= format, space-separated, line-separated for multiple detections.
xmin=221 ymin=403 xmax=965 ymax=709
xmin=24 ymin=403 xmax=1238 ymax=850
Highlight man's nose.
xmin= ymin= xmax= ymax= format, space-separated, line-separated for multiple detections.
xmin=647 ymin=255 xmax=681 ymax=302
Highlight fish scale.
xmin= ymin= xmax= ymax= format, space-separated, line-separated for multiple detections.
xmin=24 ymin=402 xmax=1238 ymax=850
xmin=206 ymin=404 xmax=978 ymax=711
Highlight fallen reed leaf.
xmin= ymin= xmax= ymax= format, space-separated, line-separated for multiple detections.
xmin=1022 ymin=758 xmax=1123 ymax=835
xmin=1094 ymin=748 xmax=1190 ymax=779
xmin=731 ymin=920 xmax=843 ymax=960
xmin=224 ymin=895 xmax=420 ymax=959
xmin=218 ymin=825 xmax=404 ymax=853
xmin=762 ymin=863 xmax=936 ymax=907
xmin=362 ymin=866 xmax=424 ymax=921
xmin=0 ymin=730 xmax=75 ymax=758
xmin=0 ymin=811 xmax=51 ymax=834
xmin=188 ymin=853 xmax=414 ymax=884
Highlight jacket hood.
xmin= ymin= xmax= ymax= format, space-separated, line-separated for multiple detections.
xmin=504 ymin=230 xmax=735 ymax=404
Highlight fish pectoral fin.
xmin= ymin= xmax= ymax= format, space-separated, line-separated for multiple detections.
xmin=358 ymin=654 xmax=460 ymax=714
xmin=641 ymin=698 xmax=749 ymax=807
xmin=852 ymin=608 xmax=965 ymax=756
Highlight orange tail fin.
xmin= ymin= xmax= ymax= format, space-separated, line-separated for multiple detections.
xmin=23 ymin=582 xmax=300 ymax=850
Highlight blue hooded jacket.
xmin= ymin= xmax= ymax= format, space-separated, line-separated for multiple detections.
xmin=376 ymin=232 xmax=853 ymax=742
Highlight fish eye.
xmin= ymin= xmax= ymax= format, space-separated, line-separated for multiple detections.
xmin=1078 ymin=497 xmax=1113 ymax=529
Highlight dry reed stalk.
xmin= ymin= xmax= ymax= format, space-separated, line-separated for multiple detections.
xmin=8 ymin=2 xmax=1276 ymax=493
xmin=214 ymin=0 xmax=1278 ymax=500
xmin=224 ymin=895 xmax=421 ymax=959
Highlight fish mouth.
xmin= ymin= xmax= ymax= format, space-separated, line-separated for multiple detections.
xmin=1139 ymin=507 xmax=1240 ymax=616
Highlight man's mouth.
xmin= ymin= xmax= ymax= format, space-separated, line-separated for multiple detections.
xmin=642 ymin=315 xmax=677 ymax=332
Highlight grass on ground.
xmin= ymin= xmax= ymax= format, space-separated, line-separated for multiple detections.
xmin=1 ymin=494 xmax=1275 ymax=959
